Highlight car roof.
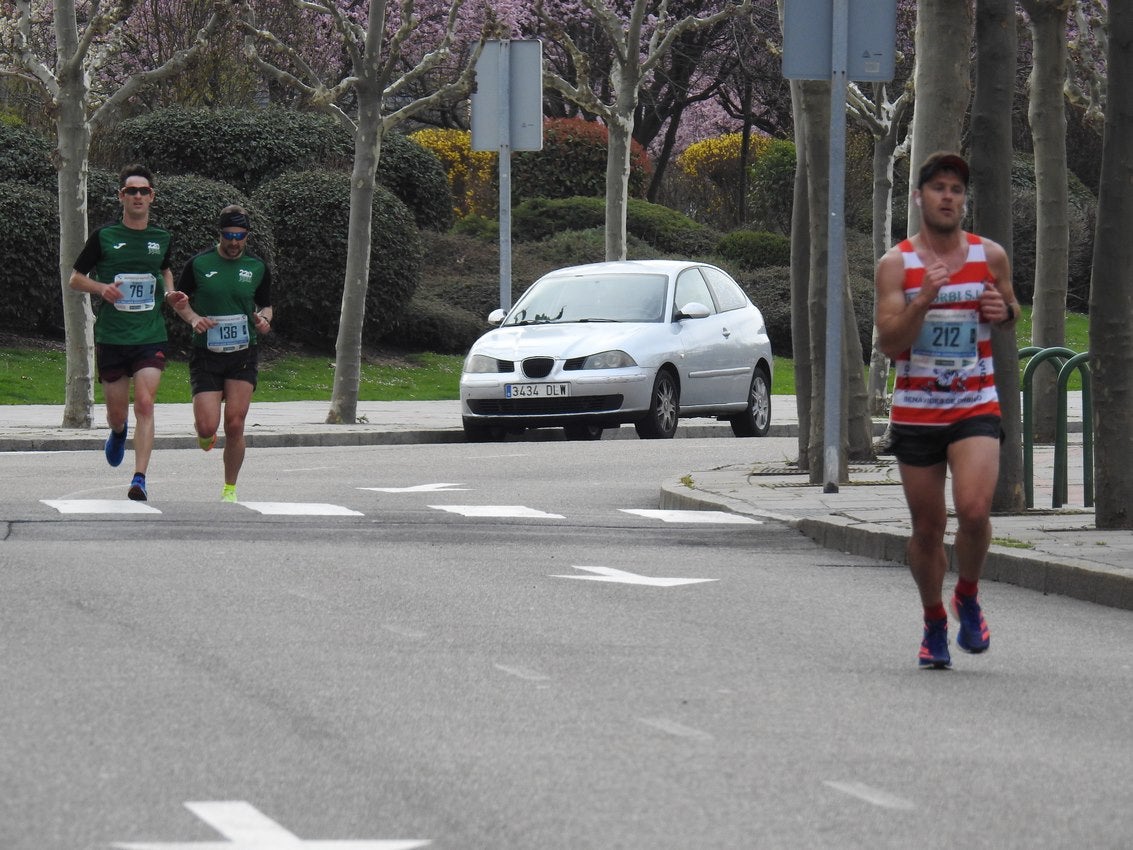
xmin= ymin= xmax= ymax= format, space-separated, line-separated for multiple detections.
xmin=539 ymin=259 xmax=711 ymax=279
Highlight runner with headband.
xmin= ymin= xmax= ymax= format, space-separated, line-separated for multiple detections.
xmin=168 ymin=205 xmax=273 ymax=503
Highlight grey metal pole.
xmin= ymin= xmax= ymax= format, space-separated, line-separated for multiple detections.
xmin=822 ymin=0 xmax=850 ymax=493
xmin=498 ymin=40 xmax=513 ymax=311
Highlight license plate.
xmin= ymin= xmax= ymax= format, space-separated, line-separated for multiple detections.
xmin=505 ymin=383 xmax=570 ymax=399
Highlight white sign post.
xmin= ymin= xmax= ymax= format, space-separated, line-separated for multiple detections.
xmin=783 ymin=0 xmax=896 ymax=493
xmin=471 ymin=39 xmax=543 ymax=312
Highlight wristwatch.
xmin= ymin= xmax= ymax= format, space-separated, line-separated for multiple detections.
xmin=999 ymin=302 xmax=1016 ymax=326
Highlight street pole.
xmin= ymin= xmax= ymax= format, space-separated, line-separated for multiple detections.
xmin=822 ymin=0 xmax=849 ymax=493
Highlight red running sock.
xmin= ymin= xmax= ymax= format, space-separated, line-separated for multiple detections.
xmin=955 ymin=578 xmax=979 ymax=598
xmin=924 ymin=603 xmax=947 ymax=622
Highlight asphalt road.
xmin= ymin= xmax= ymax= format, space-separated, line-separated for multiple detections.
xmin=2 ymin=439 xmax=1132 ymax=849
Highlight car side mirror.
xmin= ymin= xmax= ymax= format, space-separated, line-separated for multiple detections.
xmin=488 ymin=308 xmax=507 ymax=326
xmin=675 ymin=301 xmax=711 ymax=320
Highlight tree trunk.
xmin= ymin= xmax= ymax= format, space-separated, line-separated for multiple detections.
xmin=56 ymin=72 xmax=95 ymax=429
xmin=908 ymin=0 xmax=973 ymax=237
xmin=326 ymin=85 xmax=382 ymax=425
xmin=865 ymin=94 xmax=908 ymax=417
xmin=973 ymin=0 xmax=1023 ymax=513
xmin=604 ymin=67 xmax=637 ymax=262
xmin=1021 ymin=0 xmax=1073 ymax=444
xmin=1089 ymin=0 xmax=1133 ymax=528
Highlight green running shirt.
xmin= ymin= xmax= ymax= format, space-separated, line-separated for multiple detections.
xmin=73 ymin=222 xmax=174 ymax=345
xmin=176 ymin=246 xmax=272 ymax=349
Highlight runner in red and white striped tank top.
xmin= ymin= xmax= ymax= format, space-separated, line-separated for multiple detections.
xmin=889 ymin=232 xmax=1000 ymax=426
xmin=873 ymin=151 xmax=1020 ymax=670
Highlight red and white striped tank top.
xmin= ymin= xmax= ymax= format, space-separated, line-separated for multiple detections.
xmin=890 ymin=232 xmax=1001 ymax=426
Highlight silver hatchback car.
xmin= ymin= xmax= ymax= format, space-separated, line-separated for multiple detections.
xmin=460 ymin=260 xmax=773 ymax=441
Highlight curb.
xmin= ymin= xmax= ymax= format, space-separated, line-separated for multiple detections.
xmin=659 ymin=478 xmax=1133 ymax=613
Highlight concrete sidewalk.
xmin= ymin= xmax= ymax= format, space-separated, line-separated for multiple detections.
xmin=3 ymin=394 xmax=1128 ymax=612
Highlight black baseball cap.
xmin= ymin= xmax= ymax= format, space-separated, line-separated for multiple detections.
xmin=916 ymin=151 xmax=970 ymax=189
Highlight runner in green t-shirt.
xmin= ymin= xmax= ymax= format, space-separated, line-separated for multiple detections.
xmin=169 ymin=205 xmax=273 ymax=503
xmin=69 ymin=164 xmax=175 ymax=502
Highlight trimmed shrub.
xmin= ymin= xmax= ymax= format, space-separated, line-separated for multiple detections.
xmin=253 ymin=170 xmax=421 ymax=349
xmin=0 ymin=122 xmax=55 ymax=191
xmin=87 ymin=168 xmax=125 ymax=228
xmin=739 ymin=266 xmax=793 ymax=357
xmin=1010 ymin=154 xmax=1096 ymax=311
xmin=512 ymin=195 xmax=717 ymax=256
xmin=383 ymin=296 xmax=487 ymax=354
xmin=377 ymin=133 xmax=455 ymax=232
xmin=717 ymin=230 xmax=792 ymax=270
xmin=512 ymin=118 xmax=651 ymax=202
xmin=736 ymin=263 xmax=874 ymax=363
xmin=0 ymin=181 xmax=62 ymax=334
xmin=109 ymin=106 xmax=352 ymax=192
xmin=748 ymin=138 xmax=797 ymax=235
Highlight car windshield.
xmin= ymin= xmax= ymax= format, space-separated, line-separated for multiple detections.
xmin=504 ymin=273 xmax=668 ymax=325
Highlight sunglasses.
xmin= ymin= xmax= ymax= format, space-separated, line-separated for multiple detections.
xmin=121 ymin=186 xmax=153 ymax=196
xmin=221 ymin=231 xmax=249 ymax=241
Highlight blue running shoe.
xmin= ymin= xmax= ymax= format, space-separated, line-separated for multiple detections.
xmin=919 ymin=617 xmax=951 ymax=669
xmin=105 ymin=421 xmax=128 ymax=467
xmin=127 ymin=473 xmax=147 ymax=501
xmin=951 ymin=593 xmax=990 ymax=653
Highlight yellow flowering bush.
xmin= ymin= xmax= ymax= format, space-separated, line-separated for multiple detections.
xmin=410 ymin=128 xmax=496 ymax=218
xmin=675 ymin=132 xmax=774 ymax=228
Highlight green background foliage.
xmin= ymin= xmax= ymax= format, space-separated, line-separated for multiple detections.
xmin=252 ymin=169 xmax=422 ymax=347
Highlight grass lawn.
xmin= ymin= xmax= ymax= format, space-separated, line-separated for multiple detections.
xmin=0 ymin=306 xmax=1087 ymax=405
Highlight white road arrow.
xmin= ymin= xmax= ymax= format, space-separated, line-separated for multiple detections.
xmin=358 ymin=483 xmax=469 ymax=493
xmin=113 ymin=800 xmax=430 ymax=849
xmin=551 ymin=566 xmax=717 ymax=587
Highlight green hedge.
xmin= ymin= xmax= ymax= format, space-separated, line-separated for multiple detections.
xmin=716 ymin=230 xmax=791 ymax=269
xmin=0 ymin=123 xmax=55 ymax=191
xmin=512 ymin=196 xmax=718 ymax=256
xmin=111 ymin=106 xmax=352 ymax=192
xmin=0 ymin=181 xmax=62 ymax=334
xmin=512 ymin=117 xmax=651 ymax=202
xmin=382 ymin=295 xmax=486 ymax=354
xmin=253 ymin=170 xmax=421 ymax=348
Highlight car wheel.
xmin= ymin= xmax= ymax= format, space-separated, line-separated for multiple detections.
xmin=730 ymin=364 xmax=771 ymax=437
xmin=563 ymin=423 xmax=604 ymax=441
xmin=463 ymin=417 xmax=505 ymax=442
xmin=635 ymin=369 xmax=679 ymax=439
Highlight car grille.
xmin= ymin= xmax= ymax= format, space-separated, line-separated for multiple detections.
xmin=468 ymin=395 xmax=624 ymax=415
xmin=521 ymin=357 xmax=555 ymax=378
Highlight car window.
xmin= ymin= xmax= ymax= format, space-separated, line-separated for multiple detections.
xmin=504 ymin=273 xmax=668 ymax=324
xmin=701 ymin=266 xmax=750 ymax=313
xmin=674 ymin=268 xmax=715 ymax=316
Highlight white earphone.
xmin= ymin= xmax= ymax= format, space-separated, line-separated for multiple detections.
xmin=915 ymin=197 xmax=922 ymax=208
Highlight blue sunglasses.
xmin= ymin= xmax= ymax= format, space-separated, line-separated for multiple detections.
xmin=221 ymin=231 xmax=249 ymax=241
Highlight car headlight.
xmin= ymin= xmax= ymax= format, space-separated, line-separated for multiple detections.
xmin=582 ymin=350 xmax=637 ymax=370
xmin=464 ymin=353 xmax=501 ymax=374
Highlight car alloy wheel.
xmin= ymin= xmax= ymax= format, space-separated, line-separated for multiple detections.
xmin=730 ymin=364 xmax=771 ymax=437
xmin=635 ymin=369 xmax=679 ymax=439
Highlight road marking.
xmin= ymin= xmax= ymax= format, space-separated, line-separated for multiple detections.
xmin=494 ymin=663 xmax=551 ymax=682
xmin=113 ymin=800 xmax=430 ymax=848
xmin=382 ymin=624 xmax=427 ymax=639
xmin=552 ymin=566 xmax=717 ymax=587
xmin=238 ymin=502 xmax=364 ymax=516
xmin=41 ymin=499 xmax=160 ymax=514
xmin=823 ymin=781 xmax=916 ymax=810
xmin=638 ymin=718 xmax=714 ymax=741
xmin=428 ymin=505 xmax=565 ymax=519
xmin=621 ymin=508 xmax=761 ymax=524
xmin=360 ymin=483 xmax=470 ymax=493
